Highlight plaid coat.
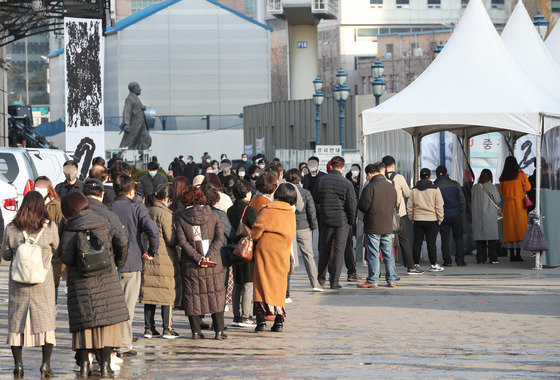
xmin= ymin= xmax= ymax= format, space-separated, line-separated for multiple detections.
xmin=2 ymin=221 xmax=59 ymax=334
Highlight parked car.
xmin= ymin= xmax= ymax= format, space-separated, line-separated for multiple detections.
xmin=0 ymin=173 xmax=18 ymax=233
xmin=26 ymin=148 xmax=71 ymax=187
xmin=0 ymin=147 xmax=39 ymax=203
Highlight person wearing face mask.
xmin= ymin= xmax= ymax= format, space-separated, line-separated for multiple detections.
xmin=139 ymin=161 xmax=169 ymax=199
xmin=218 ymin=159 xmax=239 ymax=186
xmin=255 ymin=158 xmax=267 ymax=171
xmin=343 ymin=164 xmax=362 ymax=282
xmin=237 ymin=168 xmax=247 ymax=180
xmin=299 ymin=162 xmax=309 ymax=178
xmin=302 ymin=156 xmax=326 ymax=202
xmin=185 ymin=155 xmax=199 ymax=184
xmin=201 ymin=153 xmax=211 ymax=172
xmin=55 ymin=160 xmax=83 ymax=199
xmin=237 ymin=153 xmax=251 ymax=172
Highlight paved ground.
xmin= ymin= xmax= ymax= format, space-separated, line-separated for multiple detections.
xmin=0 ymin=253 xmax=559 ymax=378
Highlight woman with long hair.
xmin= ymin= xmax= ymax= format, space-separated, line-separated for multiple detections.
xmin=141 ymin=185 xmax=180 ymax=339
xmin=472 ymin=169 xmax=502 ymax=264
xmin=176 ymin=186 xmax=226 ymax=340
xmin=2 ymin=191 xmax=59 ymax=377
xmin=499 ymin=156 xmax=531 ymax=262
xmin=60 ymin=192 xmax=129 ymax=377
xmin=202 ymin=173 xmax=233 ymax=212
xmin=170 ymin=176 xmax=189 ymax=216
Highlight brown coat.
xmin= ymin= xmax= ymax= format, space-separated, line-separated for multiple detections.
xmin=251 ymin=201 xmax=296 ymax=308
xmin=140 ymin=201 xmax=179 ymax=306
xmin=500 ymin=171 xmax=531 ymax=243
xmin=249 ymin=194 xmax=272 ymax=214
xmin=176 ymin=205 xmax=225 ymax=316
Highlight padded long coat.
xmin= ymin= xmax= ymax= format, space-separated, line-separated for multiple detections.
xmin=140 ymin=201 xmax=180 ymax=306
xmin=61 ymin=209 xmax=129 ymax=333
xmin=500 ymin=171 xmax=531 ymax=243
xmin=251 ymin=201 xmax=296 ymax=308
xmin=176 ymin=205 xmax=225 ymax=316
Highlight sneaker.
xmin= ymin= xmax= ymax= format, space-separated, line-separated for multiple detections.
xmin=238 ymin=318 xmax=256 ymax=328
xmin=231 ymin=316 xmax=242 ymax=327
xmin=285 ymin=297 xmax=293 ymax=304
xmin=144 ymin=328 xmax=160 ymax=338
xmin=347 ymin=273 xmax=361 ymax=282
xmin=429 ymin=264 xmax=444 ymax=272
xmin=490 ymin=260 xmax=500 ymax=264
xmin=387 ymin=283 xmax=396 ymax=288
xmin=312 ymin=287 xmax=324 ymax=292
xmin=162 ymin=329 xmax=179 ymax=339
xmin=356 ymin=282 xmax=378 ymax=288
xmin=407 ymin=267 xmax=424 ymax=275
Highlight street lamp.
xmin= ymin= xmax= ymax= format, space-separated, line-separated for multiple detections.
xmin=313 ymin=75 xmax=325 ymax=145
xmin=370 ymin=58 xmax=386 ymax=106
xmin=333 ymin=68 xmax=350 ymax=149
xmin=533 ymin=10 xmax=550 ymax=40
xmin=433 ymin=40 xmax=445 ymax=57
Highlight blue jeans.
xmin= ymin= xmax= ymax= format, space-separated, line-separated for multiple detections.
xmin=365 ymin=234 xmax=397 ymax=285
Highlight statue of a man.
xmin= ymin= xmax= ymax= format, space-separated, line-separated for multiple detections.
xmin=119 ymin=82 xmax=152 ymax=150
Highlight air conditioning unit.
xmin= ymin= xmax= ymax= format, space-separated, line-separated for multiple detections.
xmin=413 ymin=48 xmax=423 ymax=57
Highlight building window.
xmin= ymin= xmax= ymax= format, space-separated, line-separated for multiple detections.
xmin=246 ymin=0 xmax=255 ymax=14
xmin=553 ymin=0 xmax=560 ymax=12
xmin=461 ymin=0 xmax=468 ymax=7
xmin=428 ymin=0 xmax=441 ymax=8
xmin=370 ymin=0 xmax=383 ymax=7
xmin=390 ymin=75 xmax=399 ymax=92
xmin=385 ymin=44 xmax=393 ymax=58
xmin=396 ymin=0 xmax=409 ymax=8
xmin=491 ymin=0 xmax=505 ymax=9
xmin=131 ymin=0 xmax=162 ymax=13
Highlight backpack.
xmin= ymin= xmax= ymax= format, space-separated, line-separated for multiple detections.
xmin=76 ymin=230 xmax=111 ymax=277
xmin=11 ymin=223 xmax=50 ymax=284
xmin=386 ymin=172 xmax=401 ymax=233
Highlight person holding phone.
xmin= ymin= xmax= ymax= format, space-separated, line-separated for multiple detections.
xmin=176 ymin=186 xmax=226 ymax=340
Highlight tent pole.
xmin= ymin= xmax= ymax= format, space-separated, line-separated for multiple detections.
xmin=361 ymin=126 xmax=367 ymax=187
xmin=534 ymin=116 xmax=543 ymax=271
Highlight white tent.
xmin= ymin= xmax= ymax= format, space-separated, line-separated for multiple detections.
xmin=362 ymin=0 xmax=560 ymax=139
xmin=501 ymin=0 xmax=560 ymax=132
xmin=545 ymin=17 xmax=560 ymax=67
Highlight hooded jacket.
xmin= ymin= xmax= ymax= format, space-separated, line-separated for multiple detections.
xmin=434 ymin=175 xmax=466 ymax=218
xmin=407 ymin=179 xmax=445 ymax=223
xmin=60 ymin=209 xmax=129 ymax=333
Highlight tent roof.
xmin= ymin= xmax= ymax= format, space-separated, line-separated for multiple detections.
xmin=362 ymin=0 xmax=560 ymax=138
xmin=545 ymin=17 xmax=560 ymax=66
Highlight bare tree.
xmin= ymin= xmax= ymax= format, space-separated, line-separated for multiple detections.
xmin=270 ymin=25 xmax=288 ymax=101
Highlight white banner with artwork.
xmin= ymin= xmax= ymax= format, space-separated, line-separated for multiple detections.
xmin=64 ymin=17 xmax=105 ymax=180
xmin=255 ymin=138 xmax=265 ymax=154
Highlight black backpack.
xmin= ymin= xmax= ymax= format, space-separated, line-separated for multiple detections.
xmin=76 ymin=230 xmax=111 ymax=277
xmin=385 ymin=172 xmax=401 ymax=233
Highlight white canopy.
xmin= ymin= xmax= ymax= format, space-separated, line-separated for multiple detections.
xmin=362 ymin=0 xmax=560 ymax=138
xmin=501 ymin=1 xmax=560 ymax=133
xmin=545 ymin=17 xmax=560 ymax=67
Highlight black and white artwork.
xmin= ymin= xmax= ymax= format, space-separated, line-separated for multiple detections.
xmin=64 ymin=17 xmax=105 ymax=176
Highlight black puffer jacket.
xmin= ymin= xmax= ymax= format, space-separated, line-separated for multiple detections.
xmin=61 ymin=209 xmax=129 ymax=333
xmin=295 ymin=186 xmax=318 ymax=230
xmin=315 ymin=171 xmax=357 ymax=227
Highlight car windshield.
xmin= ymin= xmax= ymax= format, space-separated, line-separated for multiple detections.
xmin=23 ymin=151 xmax=39 ymax=180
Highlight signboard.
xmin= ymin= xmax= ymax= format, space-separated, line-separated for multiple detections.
xmin=32 ymin=106 xmax=49 ymax=116
xmin=297 ymin=41 xmax=308 ymax=49
xmin=470 ymin=132 xmax=504 ymax=183
xmin=315 ymin=145 xmax=341 ymax=172
xmin=13 ymin=101 xmax=23 ymax=105
xmin=64 ymin=17 xmax=105 ymax=180
xmin=255 ymin=138 xmax=265 ymax=154
xmin=514 ymin=134 xmax=536 ymax=176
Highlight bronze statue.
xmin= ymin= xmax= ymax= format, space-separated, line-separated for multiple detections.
xmin=119 ymin=82 xmax=152 ymax=150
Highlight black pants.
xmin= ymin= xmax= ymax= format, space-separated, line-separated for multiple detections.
xmin=476 ymin=240 xmax=498 ymax=263
xmin=397 ymin=215 xmax=414 ymax=269
xmin=188 ymin=312 xmax=224 ymax=334
xmin=144 ymin=304 xmax=171 ymax=330
xmin=412 ymin=221 xmax=439 ymax=266
xmin=440 ymin=216 xmax=465 ymax=265
xmin=318 ymin=224 xmax=350 ymax=287
xmin=344 ymin=226 xmax=357 ymax=276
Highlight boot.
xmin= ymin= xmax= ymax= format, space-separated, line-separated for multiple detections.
xmin=515 ymin=248 xmax=523 ymax=262
xmin=78 ymin=350 xmax=91 ymax=377
xmin=255 ymin=317 xmax=266 ymax=332
xmin=11 ymin=346 xmax=23 ymax=377
xmin=40 ymin=344 xmax=54 ymax=377
xmin=99 ymin=347 xmax=114 ymax=377
xmin=510 ymin=248 xmax=523 ymax=262
xmin=214 ymin=331 xmax=228 ymax=340
xmin=271 ymin=315 xmax=283 ymax=332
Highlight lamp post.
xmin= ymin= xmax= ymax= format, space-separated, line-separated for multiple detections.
xmin=333 ymin=68 xmax=350 ymax=149
xmin=433 ymin=40 xmax=444 ymax=57
xmin=313 ymin=75 xmax=325 ymax=145
xmin=533 ymin=10 xmax=550 ymax=40
xmin=370 ymin=58 xmax=386 ymax=106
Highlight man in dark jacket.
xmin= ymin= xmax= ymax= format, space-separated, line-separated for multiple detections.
xmin=184 ymin=155 xmax=199 ymax=184
xmin=218 ymin=159 xmax=239 ymax=186
xmin=112 ymin=175 xmax=159 ymax=356
xmin=138 ymin=161 xmax=168 ymax=198
xmin=83 ymin=179 xmax=124 ymax=232
xmin=55 ymin=160 xmax=83 ymax=198
xmin=434 ymin=166 xmax=467 ymax=267
xmin=315 ymin=156 xmax=357 ymax=289
xmin=303 ymin=156 xmax=326 ymax=202
xmin=357 ymin=162 xmax=398 ymax=288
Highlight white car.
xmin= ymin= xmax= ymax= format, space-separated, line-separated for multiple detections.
xmin=0 ymin=173 xmax=18 ymax=231
xmin=26 ymin=148 xmax=71 ymax=186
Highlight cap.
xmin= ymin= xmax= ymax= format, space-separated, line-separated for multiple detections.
xmin=420 ymin=168 xmax=431 ymax=180
xmin=435 ymin=165 xmax=447 ymax=177
xmin=84 ymin=178 xmax=104 ymax=189
xmin=193 ymin=175 xmax=205 ymax=187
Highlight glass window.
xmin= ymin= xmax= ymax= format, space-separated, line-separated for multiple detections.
xmin=396 ymin=0 xmax=409 ymax=7
xmin=461 ymin=0 xmax=469 ymax=7
xmin=131 ymin=0 xmax=162 ymax=13
xmin=491 ymin=0 xmax=505 ymax=9
xmin=553 ymin=0 xmax=560 ymax=12
xmin=428 ymin=0 xmax=441 ymax=8
xmin=0 ymin=153 xmax=19 ymax=183
xmin=357 ymin=28 xmax=379 ymax=38
xmin=370 ymin=0 xmax=383 ymax=5
xmin=246 ymin=0 xmax=255 ymax=14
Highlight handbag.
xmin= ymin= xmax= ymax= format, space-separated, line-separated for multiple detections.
xmin=76 ymin=230 xmax=111 ymax=277
xmin=522 ymin=213 xmax=549 ymax=252
xmin=521 ymin=173 xmax=533 ymax=209
xmin=232 ymin=206 xmax=254 ymax=261
xmin=480 ymin=184 xmax=503 ymax=220
xmin=11 ymin=223 xmax=50 ymax=284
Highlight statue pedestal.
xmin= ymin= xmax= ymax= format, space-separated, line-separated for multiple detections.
xmin=106 ymin=148 xmax=151 ymax=170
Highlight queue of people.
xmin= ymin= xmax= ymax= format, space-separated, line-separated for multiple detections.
xmin=0 ymin=151 xmax=533 ymax=377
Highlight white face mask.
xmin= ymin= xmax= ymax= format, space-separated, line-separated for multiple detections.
xmin=206 ymin=158 xmax=211 ymax=163
xmin=308 ymin=164 xmax=318 ymax=173
xmin=351 ymin=170 xmax=360 ymax=177
xmin=242 ymin=157 xmax=247 ymax=162
xmin=238 ymin=170 xmax=245 ymax=177
xmin=36 ymin=187 xmax=49 ymax=198
xmin=149 ymin=170 xmax=157 ymax=177
xmin=254 ymin=172 xmax=260 ymax=177
xmin=258 ymin=164 xmax=265 ymax=170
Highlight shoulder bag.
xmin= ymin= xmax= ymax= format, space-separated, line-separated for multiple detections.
xmin=76 ymin=230 xmax=111 ymax=277
xmin=479 ymin=184 xmax=503 ymax=220
xmin=11 ymin=223 xmax=50 ymax=284
xmin=521 ymin=173 xmax=533 ymax=209
xmin=232 ymin=206 xmax=253 ymax=261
